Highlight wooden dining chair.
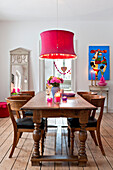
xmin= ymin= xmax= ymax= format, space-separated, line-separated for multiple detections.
xmin=18 ymin=91 xmax=48 ymax=131
xmin=7 ymin=95 xmax=32 ymax=118
xmin=77 ymin=92 xmax=97 ymax=104
xmin=18 ymin=91 xmax=48 ymax=132
xmin=68 ymin=95 xmax=105 ymax=156
xmin=18 ymin=90 xmax=35 ymax=97
xmin=6 ymin=98 xmax=45 ymax=158
xmin=18 ymin=91 xmax=35 ymax=117
xmin=77 ymin=91 xmax=97 ymax=97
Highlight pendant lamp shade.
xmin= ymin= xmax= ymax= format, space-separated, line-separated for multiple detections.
xmin=40 ymin=30 xmax=77 ymax=59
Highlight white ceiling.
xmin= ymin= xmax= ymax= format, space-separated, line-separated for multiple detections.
xmin=0 ymin=0 xmax=113 ymax=21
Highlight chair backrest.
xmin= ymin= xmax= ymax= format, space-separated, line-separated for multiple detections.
xmin=6 ymin=96 xmax=29 ymax=118
xmin=18 ymin=91 xmax=35 ymax=97
xmin=78 ymin=92 xmax=97 ymax=103
xmin=7 ymin=95 xmax=32 ymax=101
xmin=6 ymin=99 xmax=27 ymax=111
xmin=77 ymin=91 xmax=97 ymax=97
xmin=6 ymin=99 xmax=28 ymax=131
xmin=81 ymin=94 xmax=94 ymax=102
xmin=89 ymin=95 xmax=105 ymax=127
xmin=90 ymin=95 xmax=105 ymax=107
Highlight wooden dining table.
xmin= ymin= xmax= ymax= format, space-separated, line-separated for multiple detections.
xmin=21 ymin=91 xmax=97 ymax=167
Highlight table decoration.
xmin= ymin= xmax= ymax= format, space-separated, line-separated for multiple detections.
xmin=62 ymin=91 xmax=75 ymax=97
xmin=54 ymin=92 xmax=61 ymax=103
xmin=47 ymin=102 xmax=52 ymax=107
xmin=47 ymin=76 xmax=64 ymax=98
xmin=46 ymin=84 xmax=52 ymax=95
xmin=62 ymin=96 xmax=67 ymax=102
xmin=47 ymin=97 xmax=53 ymax=102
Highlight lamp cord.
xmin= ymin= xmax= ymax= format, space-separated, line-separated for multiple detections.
xmin=57 ymin=0 xmax=58 ymax=29
xmin=56 ymin=0 xmax=58 ymax=49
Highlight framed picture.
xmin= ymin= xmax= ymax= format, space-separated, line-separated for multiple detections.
xmin=88 ymin=45 xmax=110 ymax=80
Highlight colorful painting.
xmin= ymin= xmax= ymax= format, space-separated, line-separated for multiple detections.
xmin=88 ymin=45 xmax=110 ymax=80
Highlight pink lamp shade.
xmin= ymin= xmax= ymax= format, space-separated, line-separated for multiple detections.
xmin=40 ymin=30 xmax=77 ymax=59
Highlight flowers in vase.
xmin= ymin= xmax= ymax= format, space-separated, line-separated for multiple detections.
xmin=47 ymin=76 xmax=64 ymax=87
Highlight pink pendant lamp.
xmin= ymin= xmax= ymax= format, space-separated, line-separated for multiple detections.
xmin=39 ymin=30 xmax=77 ymax=59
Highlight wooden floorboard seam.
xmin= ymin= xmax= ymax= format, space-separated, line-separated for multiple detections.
xmin=102 ymin=118 xmax=113 ymax=130
xmin=63 ymin=128 xmax=71 ymax=170
xmin=10 ymin=133 xmax=29 ymax=170
xmin=0 ymin=118 xmax=10 ymax=127
xmin=0 ymin=144 xmax=12 ymax=164
xmin=0 ymin=123 xmax=12 ymax=136
xmin=101 ymin=125 xmax=113 ymax=138
xmin=101 ymin=134 xmax=113 ymax=150
xmin=0 ymin=131 xmax=13 ymax=147
xmin=86 ymin=143 xmax=99 ymax=170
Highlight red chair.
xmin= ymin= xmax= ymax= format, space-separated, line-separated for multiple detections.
xmin=0 ymin=102 xmax=9 ymax=117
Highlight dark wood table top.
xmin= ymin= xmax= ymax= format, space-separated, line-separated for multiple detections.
xmin=21 ymin=91 xmax=97 ymax=110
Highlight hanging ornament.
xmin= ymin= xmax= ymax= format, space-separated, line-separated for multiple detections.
xmin=54 ymin=61 xmax=71 ymax=75
xmin=61 ymin=67 xmax=67 ymax=72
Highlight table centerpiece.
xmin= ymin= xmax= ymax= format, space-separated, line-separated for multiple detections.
xmin=47 ymin=76 xmax=64 ymax=98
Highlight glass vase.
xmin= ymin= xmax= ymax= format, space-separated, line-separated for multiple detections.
xmin=51 ymin=86 xmax=60 ymax=98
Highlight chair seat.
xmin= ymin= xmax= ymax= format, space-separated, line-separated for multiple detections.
xmin=24 ymin=110 xmax=33 ymax=116
xmin=16 ymin=117 xmax=45 ymax=129
xmin=67 ymin=117 xmax=97 ymax=128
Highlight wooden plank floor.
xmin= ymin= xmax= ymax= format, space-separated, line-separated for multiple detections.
xmin=0 ymin=114 xmax=113 ymax=170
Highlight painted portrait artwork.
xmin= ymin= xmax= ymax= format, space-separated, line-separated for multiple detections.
xmin=88 ymin=45 xmax=110 ymax=80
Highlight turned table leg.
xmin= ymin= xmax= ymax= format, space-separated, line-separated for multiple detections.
xmin=33 ymin=122 xmax=41 ymax=158
xmin=31 ymin=110 xmax=42 ymax=166
xmin=78 ymin=123 xmax=87 ymax=167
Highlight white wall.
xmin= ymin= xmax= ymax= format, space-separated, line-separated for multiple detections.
xmin=0 ymin=21 xmax=113 ymax=111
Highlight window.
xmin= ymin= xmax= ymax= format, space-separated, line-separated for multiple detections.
xmin=45 ymin=59 xmax=72 ymax=91
xmin=54 ymin=59 xmax=71 ymax=90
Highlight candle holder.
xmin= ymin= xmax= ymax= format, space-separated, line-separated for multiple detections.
xmin=54 ymin=91 xmax=61 ymax=104
xmin=54 ymin=97 xmax=60 ymax=103
xmin=62 ymin=96 xmax=67 ymax=102
xmin=47 ymin=97 xmax=53 ymax=102
xmin=54 ymin=98 xmax=60 ymax=105
xmin=47 ymin=102 xmax=52 ymax=107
